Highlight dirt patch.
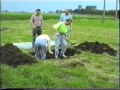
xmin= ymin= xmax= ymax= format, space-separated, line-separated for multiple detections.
xmin=74 ymin=41 xmax=117 ymax=56
xmin=1 ymin=42 xmax=116 ymax=67
xmin=29 ymin=48 xmax=81 ymax=59
xmin=1 ymin=41 xmax=116 ymax=67
xmin=47 ymin=48 xmax=81 ymax=59
xmin=0 ymin=44 xmax=37 ymax=67
xmin=30 ymin=41 xmax=117 ymax=59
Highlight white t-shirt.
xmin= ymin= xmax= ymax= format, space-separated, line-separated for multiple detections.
xmin=35 ymin=34 xmax=50 ymax=47
xmin=36 ymin=34 xmax=50 ymax=41
xmin=60 ymin=13 xmax=72 ymax=22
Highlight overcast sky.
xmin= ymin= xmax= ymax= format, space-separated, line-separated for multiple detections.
xmin=1 ymin=0 xmax=119 ymax=13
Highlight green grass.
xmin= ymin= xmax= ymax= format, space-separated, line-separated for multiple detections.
xmin=1 ymin=13 xmax=115 ymax=20
xmin=1 ymin=13 xmax=60 ymax=20
xmin=1 ymin=15 xmax=119 ymax=88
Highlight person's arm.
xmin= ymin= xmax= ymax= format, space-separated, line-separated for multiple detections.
xmin=41 ymin=15 xmax=43 ymax=27
xmin=70 ymin=23 xmax=72 ymax=31
xmin=53 ymin=22 xmax=61 ymax=36
xmin=60 ymin=14 xmax=63 ymax=22
xmin=30 ymin=14 xmax=36 ymax=28
xmin=47 ymin=41 xmax=53 ymax=54
xmin=65 ymin=33 xmax=68 ymax=40
xmin=70 ymin=15 xmax=72 ymax=30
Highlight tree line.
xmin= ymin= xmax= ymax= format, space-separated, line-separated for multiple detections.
xmin=56 ymin=5 xmax=119 ymax=17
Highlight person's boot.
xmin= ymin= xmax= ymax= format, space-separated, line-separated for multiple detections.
xmin=62 ymin=55 xmax=67 ymax=58
xmin=55 ymin=55 xmax=58 ymax=59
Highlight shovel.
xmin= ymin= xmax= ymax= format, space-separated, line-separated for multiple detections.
xmin=63 ymin=36 xmax=77 ymax=46
xmin=67 ymin=39 xmax=76 ymax=45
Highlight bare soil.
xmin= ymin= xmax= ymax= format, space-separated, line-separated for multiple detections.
xmin=0 ymin=44 xmax=37 ymax=67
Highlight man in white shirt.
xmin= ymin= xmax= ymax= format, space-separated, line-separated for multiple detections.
xmin=34 ymin=34 xmax=53 ymax=60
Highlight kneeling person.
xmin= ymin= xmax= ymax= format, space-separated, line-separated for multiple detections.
xmin=34 ymin=34 xmax=53 ymax=60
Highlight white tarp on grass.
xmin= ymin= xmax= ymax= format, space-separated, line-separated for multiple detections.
xmin=13 ymin=41 xmax=55 ymax=49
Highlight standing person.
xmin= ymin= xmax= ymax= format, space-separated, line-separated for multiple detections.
xmin=53 ymin=19 xmax=72 ymax=59
xmin=34 ymin=34 xmax=53 ymax=60
xmin=60 ymin=9 xmax=72 ymax=37
xmin=31 ymin=9 xmax=43 ymax=48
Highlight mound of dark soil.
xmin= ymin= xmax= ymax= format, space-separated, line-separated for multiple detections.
xmin=30 ymin=48 xmax=81 ymax=59
xmin=74 ymin=41 xmax=117 ymax=56
xmin=30 ymin=41 xmax=117 ymax=59
xmin=0 ymin=44 xmax=37 ymax=67
xmin=47 ymin=48 xmax=81 ymax=59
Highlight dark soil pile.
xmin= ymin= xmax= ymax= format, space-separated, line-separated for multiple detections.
xmin=74 ymin=41 xmax=117 ymax=56
xmin=0 ymin=44 xmax=37 ymax=67
xmin=1 ymin=42 xmax=116 ymax=67
xmin=30 ymin=48 xmax=81 ymax=59
xmin=30 ymin=41 xmax=117 ymax=59
xmin=46 ymin=48 xmax=81 ymax=59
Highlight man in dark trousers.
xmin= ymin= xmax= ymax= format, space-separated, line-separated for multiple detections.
xmin=31 ymin=9 xmax=43 ymax=48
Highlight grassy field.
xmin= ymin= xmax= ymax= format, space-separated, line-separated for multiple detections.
xmin=1 ymin=13 xmax=119 ymax=88
xmin=1 ymin=13 xmax=115 ymax=20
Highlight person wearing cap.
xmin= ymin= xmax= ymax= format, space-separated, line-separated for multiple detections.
xmin=31 ymin=9 xmax=43 ymax=48
xmin=34 ymin=34 xmax=53 ymax=60
xmin=53 ymin=19 xmax=72 ymax=59
xmin=60 ymin=9 xmax=72 ymax=37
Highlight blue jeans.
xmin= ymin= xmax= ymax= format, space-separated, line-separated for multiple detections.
xmin=35 ymin=39 xmax=47 ymax=60
xmin=55 ymin=34 xmax=67 ymax=58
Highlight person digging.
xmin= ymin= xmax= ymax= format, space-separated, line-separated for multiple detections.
xmin=53 ymin=19 xmax=72 ymax=59
xmin=34 ymin=34 xmax=53 ymax=60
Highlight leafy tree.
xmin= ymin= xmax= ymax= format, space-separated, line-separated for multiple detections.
xmin=78 ymin=5 xmax=82 ymax=10
xmin=56 ymin=10 xmax=59 ymax=14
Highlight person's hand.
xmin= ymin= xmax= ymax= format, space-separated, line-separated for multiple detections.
xmin=66 ymin=37 xmax=68 ymax=40
xmin=56 ymin=33 xmax=60 ymax=35
xmin=49 ymin=50 xmax=53 ymax=54
xmin=41 ymin=25 xmax=43 ymax=28
xmin=33 ymin=26 xmax=36 ymax=28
